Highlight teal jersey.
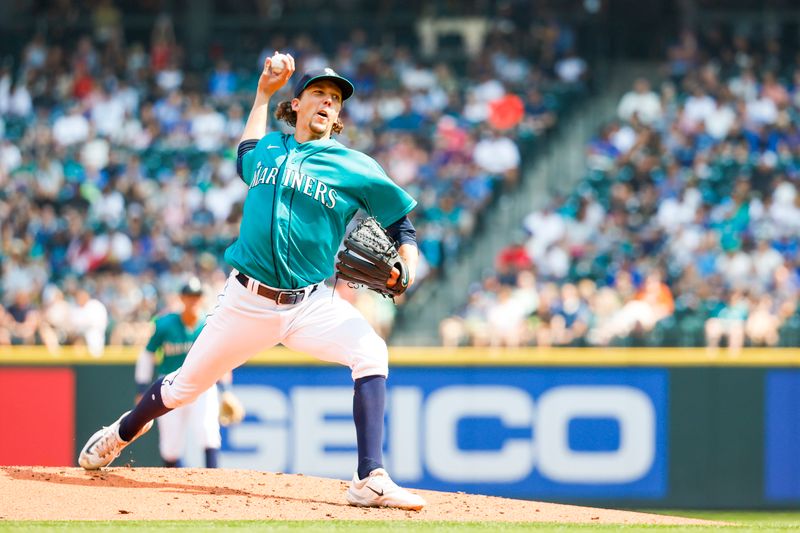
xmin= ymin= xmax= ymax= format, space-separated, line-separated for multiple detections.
xmin=225 ymin=132 xmax=417 ymax=289
xmin=145 ymin=313 xmax=206 ymax=376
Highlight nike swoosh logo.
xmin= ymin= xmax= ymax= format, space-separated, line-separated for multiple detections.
xmin=85 ymin=434 xmax=103 ymax=455
xmin=367 ymin=486 xmax=384 ymax=497
xmin=267 ymin=145 xmax=281 ymax=149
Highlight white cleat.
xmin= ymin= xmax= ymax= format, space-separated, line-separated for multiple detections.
xmin=346 ymin=468 xmax=426 ymax=510
xmin=78 ymin=411 xmax=153 ymax=470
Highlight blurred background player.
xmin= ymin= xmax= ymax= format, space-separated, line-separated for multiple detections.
xmin=134 ymin=277 xmax=243 ymax=467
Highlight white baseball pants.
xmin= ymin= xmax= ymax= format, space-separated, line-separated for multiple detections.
xmin=157 ymin=384 xmax=221 ymax=461
xmin=160 ymin=270 xmax=388 ymax=410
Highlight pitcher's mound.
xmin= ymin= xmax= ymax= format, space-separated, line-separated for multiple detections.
xmin=1 ymin=466 xmax=713 ymax=524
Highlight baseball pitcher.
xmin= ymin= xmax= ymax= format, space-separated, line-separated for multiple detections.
xmin=79 ymin=53 xmax=425 ymax=510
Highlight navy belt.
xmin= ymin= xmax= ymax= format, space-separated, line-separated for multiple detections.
xmin=236 ymin=272 xmax=317 ymax=305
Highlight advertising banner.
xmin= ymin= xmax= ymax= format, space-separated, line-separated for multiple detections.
xmin=3 ymin=347 xmax=788 ymax=507
xmin=220 ymin=367 xmax=668 ymax=499
xmin=765 ymin=370 xmax=800 ymax=502
xmin=0 ymin=368 xmax=75 ymax=466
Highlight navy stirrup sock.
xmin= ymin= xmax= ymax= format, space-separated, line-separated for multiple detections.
xmin=205 ymin=448 xmax=219 ymax=468
xmin=353 ymin=375 xmax=386 ymax=480
xmin=118 ymin=380 xmax=172 ymax=442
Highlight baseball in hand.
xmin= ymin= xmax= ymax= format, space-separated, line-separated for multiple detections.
xmin=270 ymin=53 xmax=286 ymax=75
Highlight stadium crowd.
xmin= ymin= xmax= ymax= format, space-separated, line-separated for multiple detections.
xmin=0 ymin=2 xmax=586 ymax=352
xmin=441 ymin=28 xmax=800 ymax=352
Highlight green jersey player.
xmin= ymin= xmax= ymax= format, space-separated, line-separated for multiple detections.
xmin=80 ymin=53 xmax=425 ymax=510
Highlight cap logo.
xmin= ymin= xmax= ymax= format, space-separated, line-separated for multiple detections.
xmin=324 ymin=68 xmax=337 ymax=76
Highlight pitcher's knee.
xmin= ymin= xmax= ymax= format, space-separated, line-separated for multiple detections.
xmin=162 ymin=385 xmax=203 ymax=409
xmin=160 ymin=371 xmax=205 ymax=409
xmin=350 ymin=337 xmax=389 ymax=380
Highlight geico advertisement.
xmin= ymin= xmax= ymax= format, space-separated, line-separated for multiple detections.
xmin=765 ymin=370 xmax=800 ymax=502
xmin=220 ymin=367 xmax=668 ymax=499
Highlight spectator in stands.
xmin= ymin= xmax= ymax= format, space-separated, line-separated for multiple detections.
xmin=745 ymin=294 xmax=781 ymax=347
xmin=683 ymin=84 xmax=716 ymax=131
xmin=521 ymin=88 xmax=557 ymax=136
xmin=753 ymin=238 xmax=784 ymax=291
xmin=728 ymin=67 xmax=758 ymax=103
xmin=666 ymin=29 xmax=698 ymax=81
xmin=586 ymin=286 xmax=623 ymax=346
xmin=38 ymin=286 xmax=72 ymax=354
xmin=5 ymin=291 xmax=41 ymax=345
xmin=555 ymin=48 xmax=588 ymax=86
xmin=486 ymin=285 xmax=527 ymax=347
xmin=603 ymin=270 xmax=674 ymax=343
xmin=53 ymin=103 xmax=91 ymax=146
xmin=761 ymin=71 xmax=789 ymax=107
xmin=529 ymin=282 xmax=560 ymax=347
xmin=208 ymin=59 xmax=237 ymax=100
xmin=705 ymin=289 xmax=749 ymax=356
xmin=91 ymin=85 xmax=126 ymax=138
xmin=473 ymin=128 xmax=521 ymax=184
xmin=7 ymin=78 xmax=33 ymax=118
xmin=705 ymin=96 xmax=737 ymax=140
xmin=549 ymin=283 xmax=590 ymax=346
xmin=70 ymin=288 xmax=109 ymax=357
xmin=715 ymin=241 xmax=754 ymax=290
xmin=2 ymin=240 xmax=47 ymax=299
xmin=746 ymin=88 xmax=779 ymax=127
xmin=439 ymin=287 xmax=494 ymax=347
xmin=191 ymin=101 xmax=226 ymax=152
xmin=617 ymin=78 xmax=663 ymax=125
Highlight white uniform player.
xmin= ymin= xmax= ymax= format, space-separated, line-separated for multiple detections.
xmin=133 ymin=278 xmax=222 ymax=467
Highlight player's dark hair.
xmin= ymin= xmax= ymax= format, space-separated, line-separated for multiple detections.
xmin=275 ymin=100 xmax=344 ymax=134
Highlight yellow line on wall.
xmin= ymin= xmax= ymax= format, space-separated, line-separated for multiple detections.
xmin=1 ymin=345 xmax=799 ymax=366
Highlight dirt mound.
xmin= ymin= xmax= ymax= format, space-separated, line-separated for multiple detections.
xmin=1 ymin=466 xmax=715 ymax=524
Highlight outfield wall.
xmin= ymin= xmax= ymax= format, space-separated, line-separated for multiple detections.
xmin=2 ymin=346 xmax=799 ymax=508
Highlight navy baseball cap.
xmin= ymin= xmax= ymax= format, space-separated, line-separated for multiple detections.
xmin=292 ymin=68 xmax=354 ymax=101
xmin=181 ymin=277 xmax=203 ymax=296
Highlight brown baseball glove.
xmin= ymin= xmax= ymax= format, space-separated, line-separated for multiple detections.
xmin=335 ymin=217 xmax=409 ymax=299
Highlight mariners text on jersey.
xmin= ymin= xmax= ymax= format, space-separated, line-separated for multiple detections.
xmin=249 ymin=161 xmax=339 ymax=209
xmin=161 ymin=341 xmax=195 ymax=357
xmin=230 ymin=131 xmax=416 ymax=289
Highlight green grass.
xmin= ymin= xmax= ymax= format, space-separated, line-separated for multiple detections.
xmin=2 ymin=513 xmax=800 ymax=532
xmin=649 ymin=511 xmax=800 ymax=531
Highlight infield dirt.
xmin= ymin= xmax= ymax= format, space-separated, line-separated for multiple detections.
xmin=0 ymin=466 xmax=717 ymax=525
